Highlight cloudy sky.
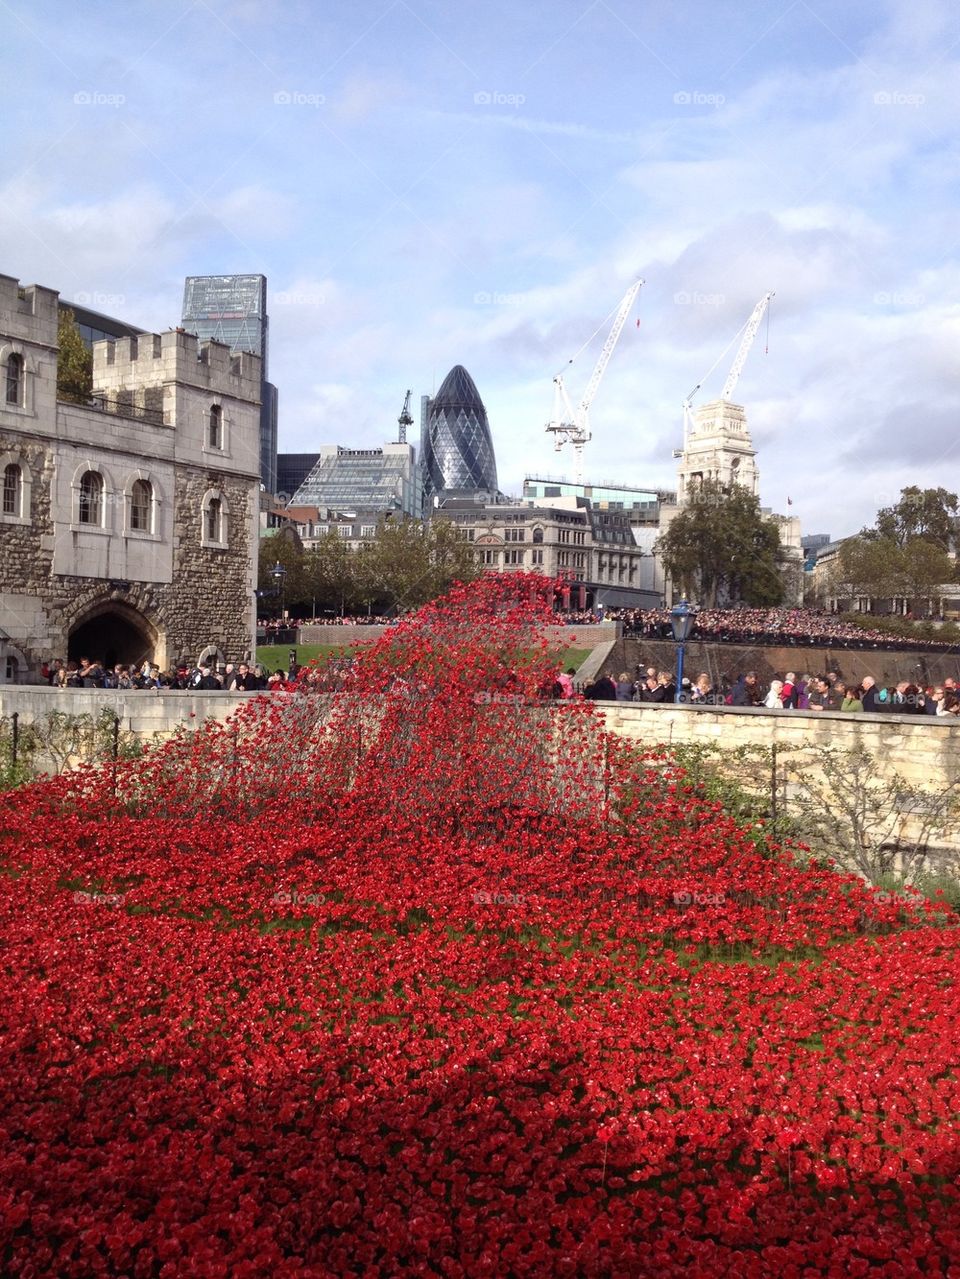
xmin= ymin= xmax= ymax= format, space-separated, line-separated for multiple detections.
xmin=3 ymin=0 xmax=958 ymax=536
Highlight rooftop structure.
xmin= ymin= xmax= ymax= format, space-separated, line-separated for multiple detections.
xmin=290 ymin=443 xmax=421 ymax=518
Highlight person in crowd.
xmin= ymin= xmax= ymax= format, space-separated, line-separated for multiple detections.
xmin=780 ymin=672 xmax=797 ymax=708
xmin=925 ymin=686 xmax=944 ymax=716
xmin=806 ymin=677 xmax=829 ymax=711
xmin=731 ymin=672 xmax=762 ymax=707
xmin=690 ymin=673 xmax=714 ymax=704
xmin=267 ymin=669 xmax=287 ymax=691
xmin=191 ymin=664 xmax=222 ymax=691
xmin=229 ymin=662 xmax=258 ymax=692
xmin=764 ymin=679 xmax=784 ymax=709
xmin=557 ymin=667 xmax=576 ymax=699
xmin=827 ymin=681 xmax=847 ymax=712
xmin=614 ymin=671 xmax=634 ymax=702
xmin=841 ymin=686 xmax=864 ymax=712
xmin=584 ymin=673 xmax=617 ymax=700
xmin=937 ymin=692 xmax=960 ymax=716
xmin=860 ymin=676 xmax=880 ymax=712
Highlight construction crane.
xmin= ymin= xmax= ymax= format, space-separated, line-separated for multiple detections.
xmin=397 ymin=389 xmax=413 ymax=444
xmin=545 ymin=279 xmax=643 ymax=484
xmin=678 ymin=291 xmax=774 ymax=451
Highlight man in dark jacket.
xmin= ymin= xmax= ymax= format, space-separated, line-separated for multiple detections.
xmin=730 ymin=672 xmax=761 ymax=706
xmin=861 ymin=676 xmax=880 ymax=712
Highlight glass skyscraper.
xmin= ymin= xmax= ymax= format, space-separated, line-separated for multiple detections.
xmin=420 ymin=365 xmax=499 ymax=513
xmin=181 ymin=274 xmax=278 ymax=493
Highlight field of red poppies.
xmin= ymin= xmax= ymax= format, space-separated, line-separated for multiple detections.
xmin=1 ymin=576 xmax=958 ymax=1276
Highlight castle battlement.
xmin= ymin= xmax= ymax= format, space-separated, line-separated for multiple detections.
xmin=0 ymin=275 xmax=60 ymax=339
xmin=93 ymin=328 xmax=261 ymax=402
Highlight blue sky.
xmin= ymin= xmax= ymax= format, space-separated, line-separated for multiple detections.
xmin=3 ymin=0 xmax=959 ymax=536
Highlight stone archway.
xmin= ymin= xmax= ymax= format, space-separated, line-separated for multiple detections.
xmin=68 ymin=602 xmax=162 ymax=670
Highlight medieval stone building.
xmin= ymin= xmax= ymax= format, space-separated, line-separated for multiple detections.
xmin=0 ymin=273 xmax=261 ymax=681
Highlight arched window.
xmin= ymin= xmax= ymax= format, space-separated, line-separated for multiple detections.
xmin=532 ymin=526 xmax=544 ymax=544
xmin=205 ymin=496 xmax=222 ymax=542
xmin=5 ymin=353 xmax=24 ymax=406
xmin=130 ymin=478 xmax=152 ymax=532
xmin=2 ymin=463 xmax=21 ymax=517
xmin=78 ymin=470 xmax=103 ymax=526
xmin=208 ymin=404 xmax=223 ymax=448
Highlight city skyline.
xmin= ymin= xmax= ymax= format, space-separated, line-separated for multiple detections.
xmin=2 ymin=0 xmax=958 ymax=538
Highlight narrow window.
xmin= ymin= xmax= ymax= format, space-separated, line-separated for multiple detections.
xmin=208 ymin=404 xmax=223 ymax=448
xmin=130 ymin=478 xmax=152 ymax=532
xmin=205 ymin=496 xmax=222 ymax=543
xmin=5 ymin=354 xmax=24 ymax=406
xmin=78 ymin=471 xmax=103 ymax=525
xmin=2 ymin=463 xmax=21 ymax=516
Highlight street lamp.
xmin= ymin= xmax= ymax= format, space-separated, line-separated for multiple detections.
xmin=670 ymin=598 xmax=698 ymax=704
xmin=271 ymin=561 xmax=287 ymax=620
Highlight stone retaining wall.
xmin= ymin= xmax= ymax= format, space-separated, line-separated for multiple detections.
xmin=295 ymin=623 xmax=620 ymax=648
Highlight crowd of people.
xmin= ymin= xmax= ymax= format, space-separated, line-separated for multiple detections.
xmin=40 ymin=657 xmax=296 ymax=693
xmin=611 ymin=606 xmax=959 ymax=652
xmin=578 ymin=664 xmax=960 ymax=716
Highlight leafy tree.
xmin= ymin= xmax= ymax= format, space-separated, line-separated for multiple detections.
xmin=56 ymin=307 xmax=93 ymax=404
xmin=307 ymin=531 xmax=359 ymax=616
xmin=655 ymin=480 xmax=784 ymax=606
xmin=833 ymin=535 xmax=903 ymax=602
xmin=257 ymin=536 xmax=307 ymax=614
xmin=874 ymin=486 xmax=958 ymax=553
xmin=900 ymin=537 xmax=954 ymax=607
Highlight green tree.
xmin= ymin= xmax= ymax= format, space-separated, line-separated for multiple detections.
xmin=655 ymin=480 xmax=784 ymax=606
xmin=306 ymin=531 xmax=359 ymax=616
xmin=258 ymin=536 xmax=308 ymax=614
xmin=874 ymin=486 xmax=958 ymax=553
xmin=899 ymin=538 xmax=954 ymax=611
xmin=833 ymin=535 xmax=903 ymax=603
xmin=56 ymin=307 xmax=93 ymax=404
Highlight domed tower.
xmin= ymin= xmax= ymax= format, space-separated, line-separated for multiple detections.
xmin=421 ymin=365 xmax=499 ymax=511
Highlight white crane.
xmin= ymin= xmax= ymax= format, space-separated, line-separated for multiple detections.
xmin=545 ymin=279 xmax=643 ymax=484
xmin=678 ymin=291 xmax=774 ymax=450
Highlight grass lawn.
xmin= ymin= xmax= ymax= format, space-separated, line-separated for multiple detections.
xmin=257 ymin=642 xmax=593 ymax=674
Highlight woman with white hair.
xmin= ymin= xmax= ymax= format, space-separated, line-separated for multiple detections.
xmin=764 ymin=679 xmax=784 ymax=709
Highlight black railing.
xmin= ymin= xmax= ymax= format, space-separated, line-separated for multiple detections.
xmin=83 ymin=394 xmax=166 ymax=427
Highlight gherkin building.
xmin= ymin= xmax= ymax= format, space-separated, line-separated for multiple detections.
xmin=421 ymin=365 xmax=499 ymax=511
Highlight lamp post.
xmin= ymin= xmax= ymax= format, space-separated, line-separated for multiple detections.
xmin=670 ymin=598 xmax=698 ymax=703
xmin=271 ymin=561 xmax=287 ymax=621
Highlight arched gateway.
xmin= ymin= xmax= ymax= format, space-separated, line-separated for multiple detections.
xmin=67 ymin=602 xmax=163 ymax=670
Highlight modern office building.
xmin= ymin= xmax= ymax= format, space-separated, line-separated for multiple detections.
xmin=290 ymin=443 xmax=421 ymax=518
xmin=522 ymin=476 xmax=667 ymax=527
xmin=182 ymin=274 xmax=278 ymax=493
xmin=420 ymin=365 xmax=499 ymax=513
xmin=64 ymin=301 xmax=145 ymax=348
xmin=276 ymin=452 xmax=320 ymax=504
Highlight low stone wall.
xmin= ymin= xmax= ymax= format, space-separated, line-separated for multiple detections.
xmin=295 ymin=623 xmax=620 ymax=649
xmin=0 ymin=687 xmax=253 ymax=738
xmin=598 ymin=700 xmax=960 ymax=867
